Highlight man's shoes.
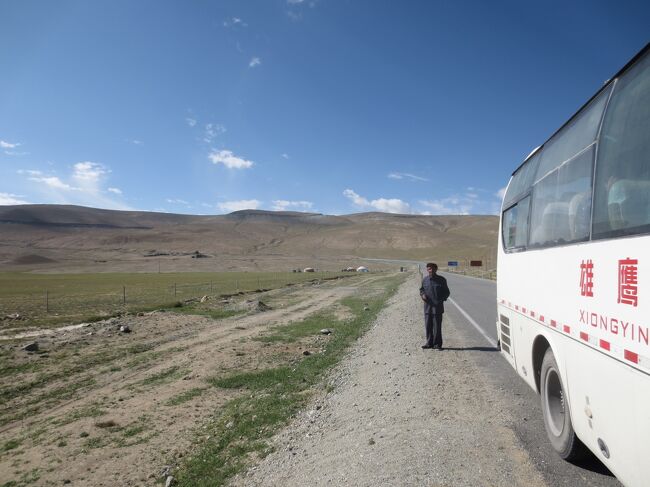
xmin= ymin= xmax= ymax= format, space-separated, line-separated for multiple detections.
xmin=421 ymin=345 xmax=433 ymax=349
xmin=432 ymin=346 xmax=443 ymax=350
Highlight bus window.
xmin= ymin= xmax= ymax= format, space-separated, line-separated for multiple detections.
xmin=503 ymin=151 xmax=541 ymax=208
xmin=593 ymin=51 xmax=650 ymax=238
xmin=502 ymin=196 xmax=530 ymax=250
xmin=530 ymin=147 xmax=593 ymax=247
xmin=535 ymin=88 xmax=609 ymax=183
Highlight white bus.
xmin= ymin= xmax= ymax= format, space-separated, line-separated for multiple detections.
xmin=497 ymin=43 xmax=649 ymax=487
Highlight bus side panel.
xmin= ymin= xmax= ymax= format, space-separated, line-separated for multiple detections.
xmin=565 ymin=342 xmax=647 ymax=487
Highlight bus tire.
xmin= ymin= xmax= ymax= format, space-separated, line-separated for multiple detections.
xmin=540 ymin=348 xmax=586 ymax=461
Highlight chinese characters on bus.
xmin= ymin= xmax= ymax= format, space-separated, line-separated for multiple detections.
xmin=618 ymin=258 xmax=638 ymax=307
xmin=579 ymin=258 xmax=639 ymax=307
xmin=580 ymin=259 xmax=594 ymax=297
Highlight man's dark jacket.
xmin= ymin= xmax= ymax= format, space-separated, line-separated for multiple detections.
xmin=420 ymin=274 xmax=450 ymax=314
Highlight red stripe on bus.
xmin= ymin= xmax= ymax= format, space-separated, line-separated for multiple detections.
xmin=580 ymin=332 xmax=589 ymax=341
xmin=600 ymin=339 xmax=610 ymax=351
xmin=523 ymin=307 xmax=527 ymax=314
xmin=530 ymin=310 xmax=536 ymax=318
xmin=515 ymin=305 xmax=519 ymax=311
xmin=540 ymin=315 xmax=545 ymax=322
xmin=564 ymin=325 xmax=571 ymax=334
xmin=624 ymin=350 xmax=639 ymax=363
xmin=550 ymin=320 xmax=557 ymax=328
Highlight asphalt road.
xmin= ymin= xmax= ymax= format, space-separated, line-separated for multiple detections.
xmin=441 ymin=271 xmax=620 ymax=487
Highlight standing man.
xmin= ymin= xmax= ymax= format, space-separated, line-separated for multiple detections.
xmin=420 ymin=263 xmax=450 ymax=349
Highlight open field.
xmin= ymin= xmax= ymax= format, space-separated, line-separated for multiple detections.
xmin=0 ymin=271 xmax=355 ymax=332
xmin=0 ymin=271 xmax=405 ymax=486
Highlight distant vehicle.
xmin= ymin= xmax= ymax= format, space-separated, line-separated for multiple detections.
xmin=303 ymin=267 xmax=315 ymax=273
xmin=356 ymin=266 xmax=369 ymax=272
xmin=497 ymin=44 xmax=649 ymax=487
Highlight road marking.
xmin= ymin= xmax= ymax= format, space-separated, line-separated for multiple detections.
xmin=449 ymin=297 xmax=498 ymax=348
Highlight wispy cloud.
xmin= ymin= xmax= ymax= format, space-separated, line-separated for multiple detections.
xmin=166 ymin=198 xmax=190 ymax=206
xmin=19 ymin=162 xmax=130 ymax=210
xmin=0 ymin=140 xmax=20 ymax=149
xmin=343 ymin=189 xmax=410 ymax=214
xmin=125 ymin=139 xmax=143 ymax=145
xmin=281 ymin=153 xmax=290 ymax=159
xmin=203 ymin=123 xmax=226 ymax=143
xmin=387 ymin=172 xmax=429 ymax=182
xmin=419 ymin=197 xmax=473 ymax=215
xmin=217 ymin=199 xmax=261 ymax=212
xmin=186 ymin=117 xmax=197 ymax=127
xmin=496 ymin=187 xmax=507 ymax=200
xmin=249 ymin=57 xmax=261 ymax=68
xmin=223 ymin=17 xmax=247 ymax=28
xmin=209 ymin=150 xmax=254 ymax=169
xmin=271 ymin=200 xmax=313 ymax=211
xmin=0 ymin=192 xmax=29 ymax=205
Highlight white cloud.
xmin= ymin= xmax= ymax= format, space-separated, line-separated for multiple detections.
xmin=419 ymin=197 xmax=473 ymax=215
xmin=127 ymin=139 xmax=142 ymax=145
xmin=186 ymin=117 xmax=197 ymax=127
xmin=0 ymin=140 xmax=20 ymax=149
xmin=466 ymin=192 xmax=479 ymax=199
xmin=72 ymin=161 xmax=108 ymax=184
xmin=343 ymin=189 xmax=410 ymax=214
xmin=20 ymin=162 xmax=130 ymax=210
xmin=249 ymin=57 xmax=261 ymax=68
xmin=496 ymin=187 xmax=507 ymax=200
xmin=0 ymin=192 xmax=29 ymax=205
xmin=287 ymin=0 xmax=305 ymax=3
xmin=223 ymin=17 xmax=247 ymax=28
xmin=30 ymin=176 xmax=75 ymax=191
xmin=217 ymin=199 xmax=261 ymax=212
xmin=271 ymin=200 xmax=313 ymax=211
xmin=166 ymin=198 xmax=190 ymax=205
xmin=281 ymin=153 xmax=289 ymax=159
xmin=209 ymin=149 xmax=254 ymax=169
xmin=388 ymin=172 xmax=429 ymax=182
xmin=203 ymin=123 xmax=226 ymax=143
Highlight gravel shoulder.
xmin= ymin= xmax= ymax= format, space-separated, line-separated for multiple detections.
xmin=231 ymin=273 xmax=548 ymax=487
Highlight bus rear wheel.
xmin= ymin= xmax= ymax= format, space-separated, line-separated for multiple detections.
xmin=540 ymin=348 xmax=586 ymax=461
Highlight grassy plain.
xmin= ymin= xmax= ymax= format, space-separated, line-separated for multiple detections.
xmin=0 ymin=271 xmax=348 ymax=331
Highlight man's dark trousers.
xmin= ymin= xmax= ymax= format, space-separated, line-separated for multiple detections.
xmin=425 ymin=313 xmax=443 ymax=348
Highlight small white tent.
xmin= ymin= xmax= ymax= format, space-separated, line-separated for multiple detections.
xmin=356 ymin=266 xmax=369 ymax=273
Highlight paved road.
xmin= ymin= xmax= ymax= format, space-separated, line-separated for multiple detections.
xmin=441 ymin=271 xmax=620 ymax=487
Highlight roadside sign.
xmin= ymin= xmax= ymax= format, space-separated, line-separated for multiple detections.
xmin=447 ymin=261 xmax=459 ymax=267
xmin=470 ymin=260 xmax=483 ymax=267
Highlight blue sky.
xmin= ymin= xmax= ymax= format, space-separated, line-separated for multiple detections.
xmin=1 ymin=0 xmax=648 ymax=216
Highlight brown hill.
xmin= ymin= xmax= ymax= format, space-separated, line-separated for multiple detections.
xmin=0 ymin=205 xmax=498 ymax=273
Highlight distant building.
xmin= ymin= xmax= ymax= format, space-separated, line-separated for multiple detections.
xmin=356 ymin=266 xmax=369 ymax=273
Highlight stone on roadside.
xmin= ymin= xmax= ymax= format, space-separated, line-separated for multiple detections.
xmin=320 ymin=328 xmax=333 ymax=335
xmin=165 ymin=476 xmax=175 ymax=487
xmin=23 ymin=342 xmax=39 ymax=352
xmin=119 ymin=325 xmax=131 ymax=333
xmin=303 ymin=350 xmax=312 ymax=356
xmin=200 ymin=295 xmax=209 ymax=303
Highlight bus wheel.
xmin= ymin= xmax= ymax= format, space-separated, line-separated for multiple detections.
xmin=540 ymin=348 xmax=586 ymax=461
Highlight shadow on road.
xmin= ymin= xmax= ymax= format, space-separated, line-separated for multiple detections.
xmin=442 ymin=346 xmax=500 ymax=352
xmin=571 ymin=449 xmax=616 ymax=477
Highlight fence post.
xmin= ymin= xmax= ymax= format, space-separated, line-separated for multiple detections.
xmin=123 ymin=286 xmax=126 ymax=305
xmin=45 ymin=290 xmax=49 ymax=313
xmin=210 ymin=280 xmax=213 ymax=293
xmin=174 ymin=283 xmax=177 ymax=297
xmin=258 ymin=277 xmax=261 ymax=289
xmin=236 ymin=279 xmax=239 ymax=293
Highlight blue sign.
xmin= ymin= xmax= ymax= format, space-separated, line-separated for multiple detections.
xmin=447 ymin=261 xmax=459 ymax=267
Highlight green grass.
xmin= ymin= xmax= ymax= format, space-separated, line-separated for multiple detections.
xmin=2 ymin=438 xmax=21 ymax=452
xmin=174 ymin=273 xmax=406 ymax=487
xmin=0 ymin=271 xmax=352 ymax=331
xmin=165 ymin=387 xmax=206 ymax=406
xmin=134 ymin=366 xmax=188 ymax=388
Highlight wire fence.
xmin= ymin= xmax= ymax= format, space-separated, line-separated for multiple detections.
xmin=0 ymin=272 xmax=350 ymax=331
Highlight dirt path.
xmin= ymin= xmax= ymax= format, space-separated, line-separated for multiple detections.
xmin=0 ymin=275 xmax=381 ymax=486
xmin=230 ymin=273 xmax=548 ymax=487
